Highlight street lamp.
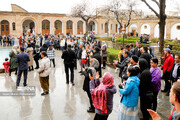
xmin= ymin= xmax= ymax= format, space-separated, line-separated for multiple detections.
xmin=121 ymin=27 xmax=126 ymax=47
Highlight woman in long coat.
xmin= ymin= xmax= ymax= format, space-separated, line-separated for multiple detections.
xmin=9 ymin=45 xmax=19 ymax=76
xmin=26 ymin=44 xmax=34 ymax=71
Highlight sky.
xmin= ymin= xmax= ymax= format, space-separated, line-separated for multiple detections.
xmin=0 ymin=0 xmax=179 ymax=14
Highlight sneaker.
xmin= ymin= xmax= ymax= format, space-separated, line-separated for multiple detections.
xmin=41 ymin=92 xmax=49 ymax=96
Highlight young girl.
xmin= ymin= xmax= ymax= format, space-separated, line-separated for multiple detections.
xmin=3 ymin=58 xmax=10 ymax=75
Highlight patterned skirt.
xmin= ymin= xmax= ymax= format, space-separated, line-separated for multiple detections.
xmin=118 ymin=103 xmax=139 ymax=120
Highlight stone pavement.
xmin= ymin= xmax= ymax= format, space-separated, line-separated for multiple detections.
xmin=0 ymin=50 xmax=171 ymax=120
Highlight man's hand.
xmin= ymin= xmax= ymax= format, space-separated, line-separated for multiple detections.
xmin=113 ymin=60 xmax=118 ymax=66
xmin=89 ymin=74 xmax=94 ymax=81
xmin=168 ymin=80 xmax=171 ymax=83
xmin=147 ymin=109 xmax=161 ymax=120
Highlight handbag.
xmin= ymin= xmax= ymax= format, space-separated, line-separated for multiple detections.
xmin=145 ymin=90 xmax=154 ymax=103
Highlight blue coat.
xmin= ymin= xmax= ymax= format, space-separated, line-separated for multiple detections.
xmin=16 ymin=52 xmax=30 ymax=70
xmin=119 ymin=76 xmax=140 ymax=107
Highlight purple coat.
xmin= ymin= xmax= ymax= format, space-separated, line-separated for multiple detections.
xmin=90 ymin=79 xmax=117 ymax=115
xmin=150 ymin=67 xmax=161 ymax=92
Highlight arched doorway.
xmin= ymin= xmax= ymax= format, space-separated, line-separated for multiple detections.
xmin=77 ymin=21 xmax=83 ymax=34
xmin=140 ymin=23 xmax=151 ymax=35
xmin=105 ymin=22 xmax=108 ymax=33
xmin=171 ymin=23 xmax=180 ymax=40
xmin=89 ymin=21 xmax=97 ymax=34
xmin=66 ymin=20 xmax=73 ymax=35
xmin=129 ymin=24 xmax=137 ymax=36
xmin=42 ymin=20 xmax=50 ymax=35
xmin=22 ymin=19 xmax=35 ymax=36
xmin=55 ymin=20 xmax=62 ymax=35
xmin=154 ymin=24 xmax=167 ymax=39
xmin=1 ymin=20 xmax=9 ymax=36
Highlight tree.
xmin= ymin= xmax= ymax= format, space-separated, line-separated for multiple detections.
xmin=141 ymin=0 xmax=166 ymax=54
xmin=70 ymin=1 xmax=98 ymax=36
xmin=109 ymin=0 xmax=137 ymax=33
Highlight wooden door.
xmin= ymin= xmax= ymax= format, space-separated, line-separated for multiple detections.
xmin=55 ymin=21 xmax=62 ymax=35
xmin=42 ymin=21 xmax=50 ymax=35
xmin=1 ymin=24 xmax=9 ymax=36
xmin=105 ymin=23 xmax=108 ymax=33
xmin=66 ymin=21 xmax=73 ymax=34
xmin=77 ymin=22 xmax=83 ymax=34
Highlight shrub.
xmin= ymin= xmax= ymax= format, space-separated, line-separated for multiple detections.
xmin=107 ymin=48 xmax=120 ymax=64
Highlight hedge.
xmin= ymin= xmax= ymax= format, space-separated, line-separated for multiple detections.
xmin=107 ymin=48 xmax=120 ymax=64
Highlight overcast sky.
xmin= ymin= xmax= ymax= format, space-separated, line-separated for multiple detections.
xmin=0 ymin=0 xmax=179 ymax=14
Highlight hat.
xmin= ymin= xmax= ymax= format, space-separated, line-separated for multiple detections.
xmin=163 ymin=48 xmax=171 ymax=53
xmin=131 ymin=55 xmax=139 ymax=63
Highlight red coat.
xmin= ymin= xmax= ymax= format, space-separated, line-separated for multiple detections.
xmin=162 ymin=54 xmax=174 ymax=73
xmin=3 ymin=61 xmax=10 ymax=69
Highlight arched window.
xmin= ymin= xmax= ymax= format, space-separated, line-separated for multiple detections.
xmin=12 ymin=22 xmax=16 ymax=30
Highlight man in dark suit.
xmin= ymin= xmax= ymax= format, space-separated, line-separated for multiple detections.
xmin=61 ymin=44 xmax=76 ymax=85
xmin=16 ymin=47 xmax=30 ymax=88
xmin=140 ymin=46 xmax=152 ymax=68
xmin=133 ymin=42 xmax=142 ymax=57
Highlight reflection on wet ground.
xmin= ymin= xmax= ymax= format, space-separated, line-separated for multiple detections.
xmin=0 ymin=51 xmax=171 ymax=120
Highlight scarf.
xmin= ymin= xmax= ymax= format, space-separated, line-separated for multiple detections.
xmin=91 ymin=72 xmax=114 ymax=114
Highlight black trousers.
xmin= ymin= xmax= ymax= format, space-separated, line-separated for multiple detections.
xmin=163 ymin=72 xmax=171 ymax=92
xmin=65 ymin=64 xmax=74 ymax=83
xmin=50 ymin=59 xmax=55 ymax=67
xmin=16 ymin=69 xmax=28 ymax=86
xmin=140 ymin=96 xmax=152 ymax=120
xmin=34 ymin=59 xmax=39 ymax=68
xmin=86 ymin=90 xmax=94 ymax=109
xmin=152 ymin=91 xmax=159 ymax=111
xmin=103 ymin=57 xmax=107 ymax=67
xmin=94 ymin=113 xmax=108 ymax=120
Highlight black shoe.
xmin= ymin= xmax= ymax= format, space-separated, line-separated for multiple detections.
xmin=71 ymin=82 xmax=75 ymax=86
xmin=166 ymin=92 xmax=169 ymax=96
xmin=24 ymin=84 xmax=27 ymax=87
xmin=15 ymin=73 xmax=17 ymax=75
xmin=66 ymin=82 xmax=69 ymax=84
xmin=102 ymin=67 xmax=106 ymax=69
xmin=161 ymin=90 xmax=167 ymax=92
xmin=87 ymin=108 xmax=95 ymax=113
xmin=41 ymin=92 xmax=49 ymax=96
xmin=35 ymin=67 xmax=39 ymax=69
xmin=79 ymin=71 xmax=82 ymax=73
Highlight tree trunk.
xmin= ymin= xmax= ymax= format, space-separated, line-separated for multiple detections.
xmin=159 ymin=0 xmax=166 ymax=54
xmin=85 ymin=21 xmax=89 ymax=36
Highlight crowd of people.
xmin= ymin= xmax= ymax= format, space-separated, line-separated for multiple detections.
xmin=1 ymin=32 xmax=180 ymax=120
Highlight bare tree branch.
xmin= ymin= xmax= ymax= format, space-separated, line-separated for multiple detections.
xmin=151 ymin=0 xmax=160 ymax=8
xmin=141 ymin=0 xmax=160 ymax=18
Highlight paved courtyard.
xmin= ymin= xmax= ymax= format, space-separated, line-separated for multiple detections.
xmin=0 ymin=50 xmax=171 ymax=120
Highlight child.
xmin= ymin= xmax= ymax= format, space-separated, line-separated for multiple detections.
xmin=3 ymin=58 xmax=10 ymax=75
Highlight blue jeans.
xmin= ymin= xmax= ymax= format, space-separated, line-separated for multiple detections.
xmin=16 ymin=69 xmax=28 ymax=86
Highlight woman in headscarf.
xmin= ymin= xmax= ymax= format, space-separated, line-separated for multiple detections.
xmin=9 ymin=45 xmax=19 ymax=76
xmin=26 ymin=44 xmax=34 ymax=71
xmin=139 ymin=58 xmax=153 ymax=120
xmin=89 ymin=72 xmax=117 ymax=120
xmin=118 ymin=67 xmax=140 ymax=120
xmin=101 ymin=41 xmax=107 ymax=69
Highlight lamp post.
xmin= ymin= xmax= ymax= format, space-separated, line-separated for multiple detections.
xmin=121 ymin=27 xmax=126 ymax=47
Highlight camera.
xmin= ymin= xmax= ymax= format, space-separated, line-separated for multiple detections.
xmin=118 ymin=84 xmax=123 ymax=89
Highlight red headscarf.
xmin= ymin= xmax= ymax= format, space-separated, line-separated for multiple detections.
xmin=91 ymin=72 xmax=114 ymax=114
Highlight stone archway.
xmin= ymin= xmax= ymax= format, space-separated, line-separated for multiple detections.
xmin=55 ymin=20 xmax=62 ymax=35
xmin=129 ymin=24 xmax=137 ymax=36
xmin=171 ymin=23 xmax=180 ymax=40
xmin=1 ymin=20 xmax=9 ymax=36
xmin=89 ymin=21 xmax=97 ymax=34
xmin=140 ymin=23 xmax=151 ymax=35
xmin=22 ymin=19 xmax=35 ymax=36
xmin=42 ymin=20 xmax=50 ymax=35
xmin=154 ymin=24 xmax=167 ymax=39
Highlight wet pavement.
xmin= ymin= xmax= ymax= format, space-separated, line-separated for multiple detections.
xmin=0 ymin=50 xmax=171 ymax=120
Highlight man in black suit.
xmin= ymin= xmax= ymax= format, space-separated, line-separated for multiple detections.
xmin=16 ymin=47 xmax=30 ymax=88
xmin=140 ymin=46 xmax=152 ymax=68
xmin=133 ymin=42 xmax=142 ymax=57
xmin=61 ymin=44 xmax=76 ymax=85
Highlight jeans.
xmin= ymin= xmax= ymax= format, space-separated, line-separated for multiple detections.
xmin=16 ymin=69 xmax=28 ymax=86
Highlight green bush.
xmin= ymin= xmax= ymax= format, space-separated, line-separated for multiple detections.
xmin=107 ymin=48 xmax=120 ymax=64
